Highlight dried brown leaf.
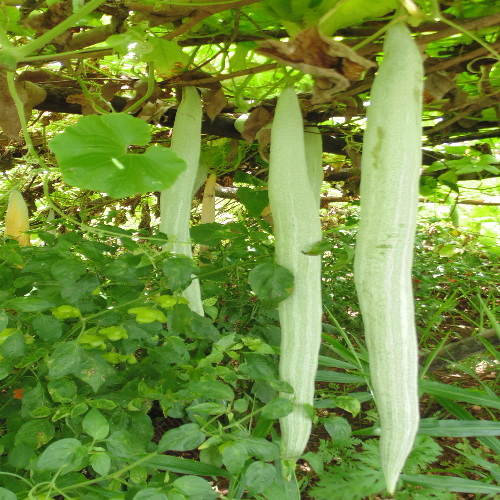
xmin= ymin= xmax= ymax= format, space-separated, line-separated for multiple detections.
xmin=101 ymin=81 xmax=123 ymax=101
xmin=0 ymin=75 xmax=46 ymax=140
xmin=424 ymin=73 xmax=456 ymax=104
xmin=18 ymin=70 xmax=75 ymax=86
xmin=24 ymin=2 xmax=73 ymax=46
xmin=225 ymin=138 xmax=240 ymax=163
xmin=66 ymin=93 xmax=89 ymax=105
xmin=24 ymin=81 xmax=47 ymax=113
xmin=242 ymin=106 xmax=272 ymax=143
xmin=256 ymin=26 xmax=375 ymax=104
xmin=256 ymin=126 xmax=271 ymax=162
xmin=202 ymin=86 xmax=228 ymax=122
xmin=138 ymin=99 xmax=173 ymax=123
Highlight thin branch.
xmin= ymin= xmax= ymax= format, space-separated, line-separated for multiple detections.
xmin=419 ymin=197 xmax=500 ymax=206
xmin=425 ymin=40 xmax=500 ymax=75
xmin=419 ymin=328 xmax=498 ymax=372
xmin=164 ymin=63 xmax=278 ymax=87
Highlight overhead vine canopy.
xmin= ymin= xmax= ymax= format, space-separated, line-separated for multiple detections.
xmin=1 ymin=0 xmax=500 ymax=205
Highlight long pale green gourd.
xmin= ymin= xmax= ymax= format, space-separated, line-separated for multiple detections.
xmin=304 ymin=126 xmax=323 ymax=211
xmin=268 ymin=87 xmax=323 ymax=461
xmin=353 ymin=22 xmax=423 ymax=495
xmin=160 ymin=87 xmax=204 ymax=316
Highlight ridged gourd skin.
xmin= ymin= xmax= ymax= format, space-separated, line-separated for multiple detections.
xmin=160 ymin=87 xmax=204 ymax=316
xmin=4 ymin=189 xmax=30 ymax=247
xmin=268 ymin=87 xmax=323 ymax=461
xmin=304 ymin=126 xmax=323 ymax=211
xmin=353 ymin=22 xmax=423 ymax=495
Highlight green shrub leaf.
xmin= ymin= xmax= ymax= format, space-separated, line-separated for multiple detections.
xmin=49 ymin=114 xmax=186 ymax=198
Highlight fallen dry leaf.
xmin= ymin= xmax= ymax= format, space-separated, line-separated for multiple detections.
xmin=423 ymin=72 xmax=456 ymax=104
xmin=256 ymin=26 xmax=375 ymax=103
xmin=256 ymin=125 xmax=271 ymax=162
xmin=225 ymin=138 xmax=240 ymax=163
xmin=242 ymin=106 xmax=272 ymax=143
xmin=66 ymin=93 xmax=89 ymax=106
xmin=0 ymin=75 xmax=47 ymax=139
xmin=101 ymin=81 xmax=123 ymax=102
xmin=138 ymin=99 xmax=173 ymax=123
xmin=202 ymin=86 xmax=228 ymax=122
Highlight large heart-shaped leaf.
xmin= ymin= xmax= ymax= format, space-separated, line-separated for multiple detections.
xmin=49 ymin=114 xmax=186 ymax=198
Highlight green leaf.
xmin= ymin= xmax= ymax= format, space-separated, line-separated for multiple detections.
xmin=0 ymin=266 xmax=13 ymax=291
xmin=261 ymin=398 xmax=294 ymax=419
xmin=191 ymin=314 xmax=220 ymax=341
xmin=8 ymin=443 xmax=35 ymax=469
xmin=245 ymin=461 xmax=276 ymax=496
xmin=5 ymin=297 xmax=55 ymax=312
xmin=435 ymin=397 xmax=500 ymax=455
xmin=140 ymin=37 xmax=188 ymax=76
xmin=304 ymin=239 xmax=336 ymax=256
xmin=319 ymin=0 xmax=398 ymax=36
xmin=48 ymin=377 xmax=77 ymax=403
xmin=316 ymin=370 xmax=365 ymax=383
xmin=188 ymin=380 xmax=234 ymax=401
xmin=19 ymin=349 xmax=49 ymax=369
xmin=15 ymin=419 xmax=55 ymax=449
xmin=188 ymin=402 xmax=227 ymax=415
xmin=237 ymin=187 xmax=269 ymax=217
xmin=331 ymin=396 xmax=361 ymax=417
xmin=158 ymin=423 xmax=205 ymax=453
xmin=132 ymin=489 xmax=169 ymax=500
xmin=302 ymin=451 xmax=325 ymax=475
xmin=51 ymin=259 xmax=87 ymax=284
xmin=222 ymin=442 xmax=248 ymax=475
xmin=143 ymin=453 xmax=229 ymax=477
xmin=248 ymin=262 xmax=294 ymax=309
xmin=88 ymin=399 xmax=116 ymax=410
xmin=83 ymin=409 xmax=109 ymax=440
xmin=400 ymin=473 xmax=500 ymax=494
xmin=33 ymin=314 xmax=62 ymax=342
xmin=0 ymin=332 xmax=25 ymax=359
xmin=421 ymin=380 xmax=500 ymax=410
xmin=72 ymin=351 xmax=115 ymax=392
xmin=148 ymin=337 xmax=189 ymax=365
xmin=233 ymin=432 xmax=279 ymax=461
xmin=105 ymin=429 xmax=145 ymax=457
xmin=61 ymin=274 xmax=100 ymax=303
xmin=49 ymin=114 xmax=186 ymax=199
xmin=0 ymin=488 xmax=17 ymax=500
xmin=323 ymin=416 xmax=351 ymax=446
xmin=190 ymin=222 xmax=226 ymax=247
xmin=47 ymin=341 xmax=84 ymax=379
xmin=172 ymin=476 xmax=219 ymax=499
xmin=0 ymin=248 xmax=24 ymax=267
xmin=162 ymin=256 xmax=198 ymax=291
xmin=36 ymin=438 xmax=86 ymax=471
xmin=418 ymin=419 xmax=500 ymax=437
xmin=0 ymin=359 xmax=13 ymax=380
xmin=90 ymin=452 xmax=111 ymax=477
xmin=0 ymin=310 xmax=8 ymax=331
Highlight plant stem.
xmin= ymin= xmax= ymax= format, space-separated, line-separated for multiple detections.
xmin=15 ymin=0 xmax=107 ymax=59
xmin=125 ymin=62 xmax=156 ymax=115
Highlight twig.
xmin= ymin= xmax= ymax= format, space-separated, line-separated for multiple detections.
xmin=164 ymin=63 xmax=278 ymax=87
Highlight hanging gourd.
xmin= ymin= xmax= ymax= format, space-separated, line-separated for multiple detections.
xmin=4 ymin=189 xmax=30 ymax=246
xmin=353 ymin=22 xmax=423 ymax=495
xmin=199 ymin=172 xmax=216 ymax=255
xmin=160 ymin=87 xmax=204 ymax=316
xmin=268 ymin=86 xmax=323 ymax=461
xmin=304 ymin=126 xmax=323 ymax=211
